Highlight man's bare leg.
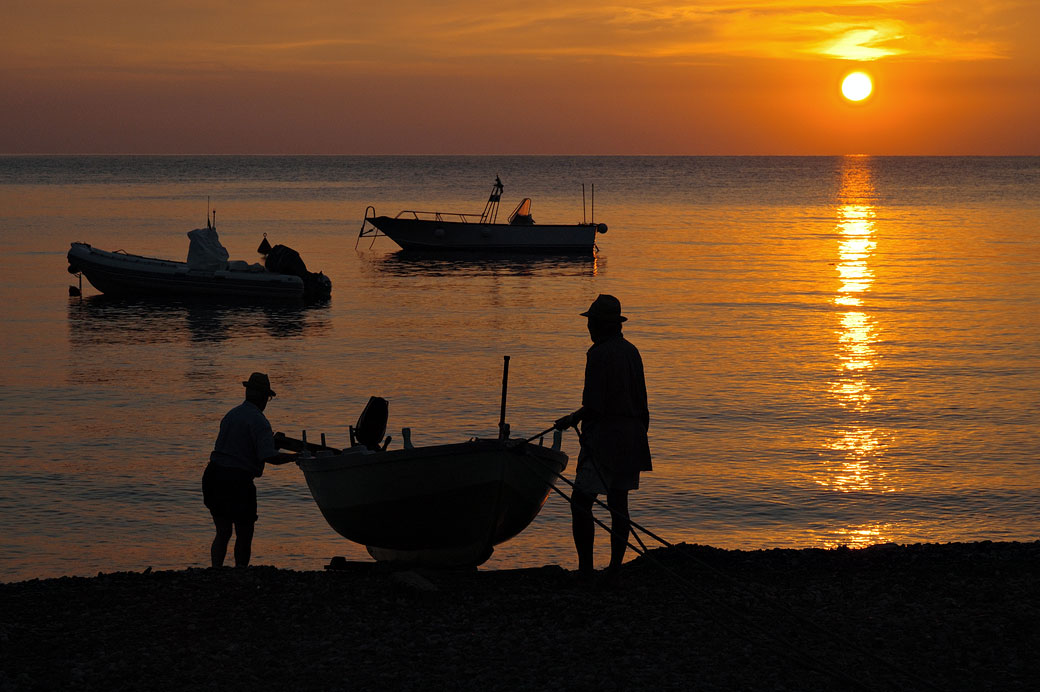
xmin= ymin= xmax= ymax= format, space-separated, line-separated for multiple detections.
xmin=606 ymin=488 xmax=631 ymax=571
xmin=211 ymin=516 xmax=233 ymax=568
xmin=233 ymin=520 xmax=255 ymax=567
xmin=570 ymin=489 xmax=596 ymax=576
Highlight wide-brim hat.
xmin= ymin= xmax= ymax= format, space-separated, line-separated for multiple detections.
xmin=242 ymin=372 xmax=276 ymax=397
xmin=580 ymin=294 xmax=627 ymax=322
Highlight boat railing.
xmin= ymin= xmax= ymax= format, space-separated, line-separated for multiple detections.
xmin=357 ymin=205 xmax=385 ymax=249
xmin=393 ymin=210 xmax=485 ymax=223
xmin=357 ymin=206 xmax=488 ymax=250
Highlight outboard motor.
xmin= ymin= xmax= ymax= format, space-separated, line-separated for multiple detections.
xmin=263 ymin=243 xmax=332 ymax=299
xmin=351 ymin=396 xmax=389 ymax=450
xmin=264 ymin=244 xmax=308 ymax=277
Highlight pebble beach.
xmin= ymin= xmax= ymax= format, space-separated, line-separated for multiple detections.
xmin=1 ymin=541 xmax=1036 ymax=691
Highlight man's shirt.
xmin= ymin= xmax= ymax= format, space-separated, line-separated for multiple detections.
xmin=210 ymin=400 xmax=277 ymax=477
xmin=581 ymin=332 xmax=652 ymax=474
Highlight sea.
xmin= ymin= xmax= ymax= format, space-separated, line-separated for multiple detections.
xmin=0 ymin=155 xmax=1037 ymax=583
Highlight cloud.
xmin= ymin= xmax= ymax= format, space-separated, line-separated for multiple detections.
xmin=813 ymin=25 xmax=907 ymax=61
xmin=347 ymin=1 xmax=1014 ymax=63
xmin=0 ymin=0 xmax=1017 ymax=76
xmin=426 ymin=2 xmax=1009 ymax=62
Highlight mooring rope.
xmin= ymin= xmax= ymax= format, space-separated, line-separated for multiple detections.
xmin=520 ymin=443 xmax=944 ymax=692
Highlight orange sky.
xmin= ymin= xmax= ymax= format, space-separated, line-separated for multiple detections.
xmin=1 ymin=1 xmax=1037 ymax=154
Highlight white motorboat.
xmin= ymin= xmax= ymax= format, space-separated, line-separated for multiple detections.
xmin=67 ymin=224 xmax=331 ymax=300
xmin=358 ymin=177 xmax=606 ymax=253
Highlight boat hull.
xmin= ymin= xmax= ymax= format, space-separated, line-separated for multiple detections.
xmin=67 ymin=243 xmax=328 ymax=300
xmin=297 ymin=439 xmax=568 ymax=566
xmin=368 ymin=217 xmax=598 ymax=253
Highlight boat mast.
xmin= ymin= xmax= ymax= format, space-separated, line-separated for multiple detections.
xmin=204 ymin=197 xmax=217 ymax=231
xmin=481 ymin=176 xmax=503 ymax=224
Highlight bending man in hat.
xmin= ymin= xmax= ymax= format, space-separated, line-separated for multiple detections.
xmin=555 ymin=294 xmax=652 ymax=580
xmin=202 ymin=372 xmax=298 ymax=568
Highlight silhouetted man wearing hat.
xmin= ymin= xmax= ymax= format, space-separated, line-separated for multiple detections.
xmin=202 ymin=372 xmax=297 ymax=568
xmin=556 ymin=294 xmax=652 ymax=581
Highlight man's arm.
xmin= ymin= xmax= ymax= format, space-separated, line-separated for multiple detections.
xmin=554 ymin=406 xmax=585 ymax=430
xmin=262 ymin=452 xmax=298 ymax=466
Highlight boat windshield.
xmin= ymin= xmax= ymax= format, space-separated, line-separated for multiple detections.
xmin=508 ymin=198 xmax=534 ymax=225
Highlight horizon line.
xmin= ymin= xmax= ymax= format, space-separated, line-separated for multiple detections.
xmin=3 ymin=152 xmax=1039 ymax=158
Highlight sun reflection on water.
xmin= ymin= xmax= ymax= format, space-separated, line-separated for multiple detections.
xmin=835 ymin=204 xmax=876 ymax=306
xmin=818 ymin=157 xmax=896 ymax=505
xmin=821 ymin=523 xmax=892 ymax=549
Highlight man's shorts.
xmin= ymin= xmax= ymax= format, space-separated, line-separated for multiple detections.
xmin=573 ymin=458 xmax=640 ymax=495
xmin=202 ymin=463 xmax=258 ymax=522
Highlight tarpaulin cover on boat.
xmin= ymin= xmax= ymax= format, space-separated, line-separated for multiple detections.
xmin=186 ymin=227 xmax=230 ymax=270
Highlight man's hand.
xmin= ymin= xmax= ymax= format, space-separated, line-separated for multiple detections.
xmin=554 ymin=409 xmax=583 ymax=430
xmin=264 ymin=451 xmax=298 ymax=465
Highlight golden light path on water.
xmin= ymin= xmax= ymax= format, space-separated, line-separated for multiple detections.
xmin=819 ymin=157 xmax=894 ymax=547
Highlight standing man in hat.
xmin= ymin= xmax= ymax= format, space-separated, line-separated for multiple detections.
xmin=555 ymin=294 xmax=652 ymax=581
xmin=202 ymin=372 xmax=297 ymax=568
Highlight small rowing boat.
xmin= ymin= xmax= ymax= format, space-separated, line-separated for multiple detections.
xmin=285 ymin=434 xmax=567 ymax=567
xmin=279 ymin=357 xmax=568 ymax=567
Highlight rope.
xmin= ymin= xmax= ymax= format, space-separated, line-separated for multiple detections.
xmin=572 ymin=423 xmax=675 ymax=550
xmin=530 ymin=460 xmax=882 ymax=691
xmin=520 ymin=439 xmax=944 ymax=692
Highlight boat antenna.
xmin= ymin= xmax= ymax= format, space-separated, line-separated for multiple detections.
xmin=582 ymin=184 xmax=586 ymax=224
xmin=206 ymin=196 xmax=211 ymax=229
xmin=481 ymin=176 xmax=503 ymax=224
xmin=498 ymin=355 xmax=510 ymax=440
xmin=591 ymin=183 xmax=595 ymax=224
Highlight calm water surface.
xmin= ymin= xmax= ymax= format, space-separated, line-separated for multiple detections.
xmin=1 ymin=156 xmax=1037 ymax=582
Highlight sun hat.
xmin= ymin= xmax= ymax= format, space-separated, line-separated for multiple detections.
xmin=242 ymin=372 xmax=276 ymax=397
xmin=580 ymin=294 xmax=627 ymax=322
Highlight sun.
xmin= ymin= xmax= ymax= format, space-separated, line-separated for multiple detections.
xmin=841 ymin=72 xmax=873 ymax=102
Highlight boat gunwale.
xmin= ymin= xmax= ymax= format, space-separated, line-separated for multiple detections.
xmin=67 ymin=242 xmax=303 ymax=285
xmin=371 ymin=215 xmax=600 ymax=231
xmin=71 ymin=242 xmax=186 ymax=268
xmin=296 ymin=438 xmax=567 ymax=474
xmin=70 ymin=242 xmax=301 ymax=280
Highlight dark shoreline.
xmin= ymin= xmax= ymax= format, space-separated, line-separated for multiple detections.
xmin=2 ymin=541 xmax=1037 ymax=691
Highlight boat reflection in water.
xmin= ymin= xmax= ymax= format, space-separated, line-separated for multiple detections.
xmin=363 ymin=249 xmax=600 ymax=278
xmin=67 ymin=294 xmax=332 ymax=345
xmin=818 ymin=156 xmax=896 ymax=547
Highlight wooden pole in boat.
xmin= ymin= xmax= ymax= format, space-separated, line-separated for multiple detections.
xmin=524 ymin=425 xmax=556 ymax=443
xmin=498 ymin=355 xmax=510 ymax=440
